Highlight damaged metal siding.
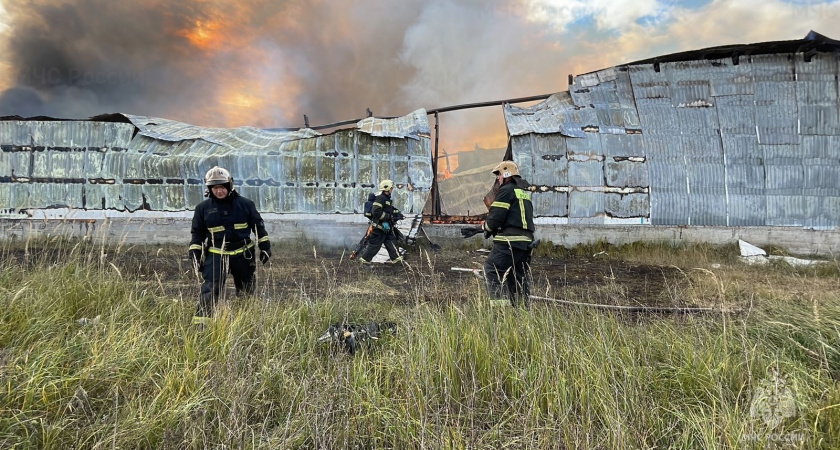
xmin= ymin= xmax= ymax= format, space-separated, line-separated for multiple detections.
xmin=0 ymin=110 xmax=432 ymax=215
xmin=506 ymin=41 xmax=840 ymax=229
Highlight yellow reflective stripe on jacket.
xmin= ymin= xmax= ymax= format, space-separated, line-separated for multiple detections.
xmin=233 ymin=223 xmax=249 ymax=230
xmin=258 ymin=236 xmax=270 ymax=243
xmin=372 ymin=202 xmax=383 ymax=208
xmin=493 ymin=235 xmax=532 ymax=243
xmin=515 ymin=189 xmax=531 ymax=229
xmin=491 ymin=201 xmax=510 ymax=209
xmin=189 ymin=244 xmax=202 ymax=251
xmin=192 ymin=316 xmax=212 ymax=325
xmin=207 ymin=241 xmax=255 ymax=255
xmin=208 ymin=226 xmax=225 ymax=233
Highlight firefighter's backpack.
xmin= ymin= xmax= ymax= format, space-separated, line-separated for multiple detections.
xmin=363 ymin=192 xmax=376 ymax=219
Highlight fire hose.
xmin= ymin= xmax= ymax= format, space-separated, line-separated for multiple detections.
xmin=528 ymin=295 xmax=719 ymax=314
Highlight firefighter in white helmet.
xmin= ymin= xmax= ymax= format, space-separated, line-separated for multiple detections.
xmin=188 ymin=166 xmax=271 ymax=325
xmin=358 ymin=179 xmax=405 ymax=263
xmin=482 ymin=160 xmax=535 ymax=307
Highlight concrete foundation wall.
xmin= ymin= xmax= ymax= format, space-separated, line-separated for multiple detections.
xmin=0 ymin=215 xmax=371 ymax=250
xmin=3 ymin=218 xmax=840 ymax=256
xmin=423 ymin=223 xmax=840 ymax=256
xmin=532 ymin=224 xmax=840 ymax=256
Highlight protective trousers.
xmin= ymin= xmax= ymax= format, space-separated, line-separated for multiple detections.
xmin=483 ymin=242 xmax=532 ymax=307
xmin=359 ymin=228 xmax=399 ymax=261
xmin=196 ymin=250 xmax=257 ymax=318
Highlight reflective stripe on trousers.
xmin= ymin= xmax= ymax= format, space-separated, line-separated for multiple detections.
xmin=195 ymin=249 xmax=257 ymax=318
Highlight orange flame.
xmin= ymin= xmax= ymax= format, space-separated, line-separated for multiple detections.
xmin=178 ymin=19 xmax=224 ymax=51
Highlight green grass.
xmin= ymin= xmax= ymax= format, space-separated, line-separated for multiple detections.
xmin=0 ymin=237 xmax=838 ymax=449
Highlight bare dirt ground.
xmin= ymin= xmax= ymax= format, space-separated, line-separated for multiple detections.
xmin=12 ymin=241 xmax=687 ymax=309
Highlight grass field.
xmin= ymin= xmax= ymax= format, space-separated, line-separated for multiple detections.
xmin=0 ymin=236 xmax=838 ymax=449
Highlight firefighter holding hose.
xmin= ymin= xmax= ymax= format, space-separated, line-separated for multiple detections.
xmin=481 ymin=160 xmax=535 ymax=307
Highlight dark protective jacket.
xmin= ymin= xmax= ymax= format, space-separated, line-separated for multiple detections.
xmin=483 ymin=176 xmax=534 ymax=245
xmin=189 ymin=191 xmax=270 ymax=255
xmin=369 ymin=191 xmax=401 ymax=229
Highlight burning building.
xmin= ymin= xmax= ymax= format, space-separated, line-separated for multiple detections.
xmin=3 ymin=31 xmax=840 ymax=254
xmin=501 ymin=31 xmax=840 ymax=253
xmin=0 ymin=110 xmax=432 ymax=246
xmin=430 ymin=145 xmax=506 ymax=217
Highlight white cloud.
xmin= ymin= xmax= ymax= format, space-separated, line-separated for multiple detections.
xmin=0 ymin=1 xmax=9 ymax=33
xmin=612 ymin=0 xmax=840 ymax=62
xmin=0 ymin=1 xmax=10 ymax=95
xmin=546 ymin=0 xmax=840 ymax=82
xmin=525 ymin=0 xmax=666 ymax=32
xmin=664 ymin=0 xmax=840 ymax=45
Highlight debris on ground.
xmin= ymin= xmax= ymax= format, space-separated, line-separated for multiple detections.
xmin=316 ymin=321 xmax=398 ymax=355
xmin=738 ymin=239 xmax=827 ymax=267
xmin=738 ymin=239 xmax=767 ymax=257
xmin=451 ymin=267 xmax=483 ymax=279
xmin=76 ymin=315 xmax=101 ymax=326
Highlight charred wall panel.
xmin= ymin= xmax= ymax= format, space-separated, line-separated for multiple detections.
xmin=605 ymin=160 xmax=648 ymax=188
xmin=533 ymin=134 xmax=569 ymax=184
xmin=534 ymin=190 xmax=567 ymax=217
xmin=600 ymin=134 xmax=645 ymax=158
xmin=605 ymin=193 xmax=649 ymax=218
xmin=568 ymin=191 xmax=604 ymax=223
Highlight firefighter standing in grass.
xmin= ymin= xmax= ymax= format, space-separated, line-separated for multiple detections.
xmin=482 ymin=160 xmax=535 ymax=307
xmin=189 ymin=166 xmax=271 ymax=325
xmin=358 ymin=179 xmax=405 ymax=264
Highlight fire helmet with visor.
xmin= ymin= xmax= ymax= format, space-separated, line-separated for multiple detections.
xmin=379 ymin=179 xmax=394 ymax=191
xmin=204 ymin=166 xmax=234 ymax=196
xmin=491 ymin=160 xmax=520 ymax=178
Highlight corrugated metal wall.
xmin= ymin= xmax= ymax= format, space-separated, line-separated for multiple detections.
xmin=506 ymin=50 xmax=840 ymax=229
xmin=0 ymin=111 xmax=433 ymax=214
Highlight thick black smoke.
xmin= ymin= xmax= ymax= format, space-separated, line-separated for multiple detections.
xmin=0 ymin=0 xmax=578 ymax=157
xmin=0 ymin=0 xmax=226 ymax=121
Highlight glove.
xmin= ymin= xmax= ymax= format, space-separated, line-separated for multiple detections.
xmin=260 ymin=249 xmax=271 ymax=265
xmin=393 ymin=212 xmax=405 ymax=222
xmin=382 ymin=222 xmax=390 ymax=231
xmin=189 ymin=249 xmax=202 ymax=267
xmin=460 ymin=226 xmax=482 ymax=238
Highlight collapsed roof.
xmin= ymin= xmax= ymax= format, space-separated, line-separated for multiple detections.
xmin=0 ymin=110 xmax=432 ymax=214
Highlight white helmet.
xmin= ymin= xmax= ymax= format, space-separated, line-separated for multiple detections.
xmin=379 ymin=179 xmax=394 ymax=191
xmin=491 ymin=160 xmax=520 ymax=178
xmin=205 ymin=166 xmax=232 ymax=186
xmin=204 ymin=166 xmax=233 ymax=196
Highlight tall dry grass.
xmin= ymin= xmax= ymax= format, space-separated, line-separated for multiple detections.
xmin=0 ymin=236 xmax=838 ymax=449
